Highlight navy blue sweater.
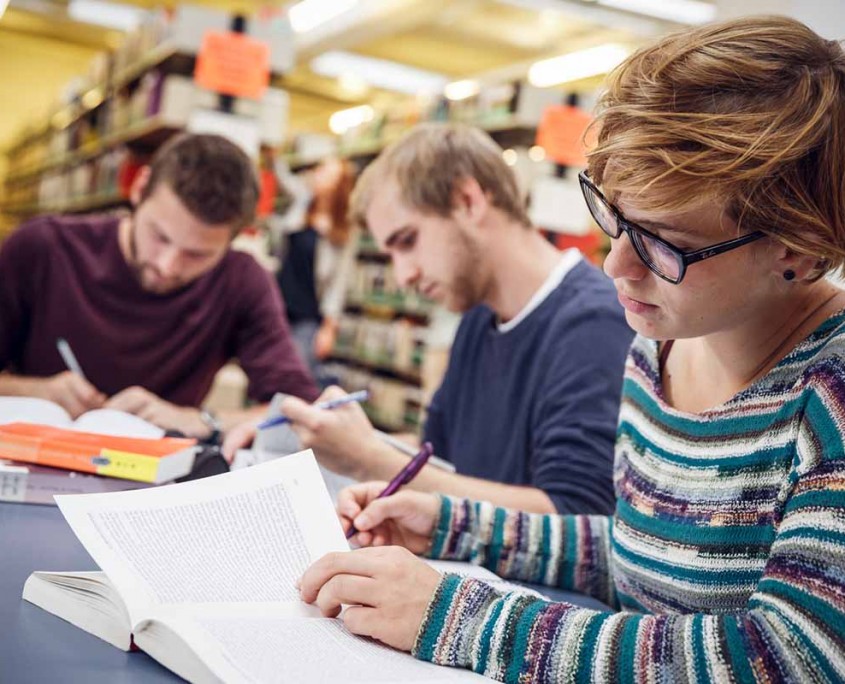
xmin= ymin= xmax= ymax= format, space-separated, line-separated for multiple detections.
xmin=423 ymin=260 xmax=633 ymax=514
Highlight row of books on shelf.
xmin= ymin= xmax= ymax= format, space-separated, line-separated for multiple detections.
xmin=284 ymin=80 xmax=558 ymax=170
xmin=333 ymin=315 xmax=426 ymax=381
xmin=321 ymin=363 xmax=425 ymax=433
xmin=347 ymin=260 xmax=434 ymax=319
xmin=6 ymin=72 xmax=288 ymax=188
xmin=8 ymin=3 xmax=293 ymax=157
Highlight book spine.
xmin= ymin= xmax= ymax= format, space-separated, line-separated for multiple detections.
xmin=0 ymin=435 xmax=99 ymax=474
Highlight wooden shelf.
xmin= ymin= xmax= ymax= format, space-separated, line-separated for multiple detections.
xmin=5 ymin=43 xmax=189 ymax=157
xmin=285 ymin=116 xmax=535 ymax=171
xmin=2 ymin=192 xmax=128 ymax=216
xmin=328 ymin=353 xmax=423 ymax=387
xmin=6 ymin=118 xmax=183 ymax=183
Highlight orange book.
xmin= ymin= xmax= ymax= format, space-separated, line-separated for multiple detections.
xmin=0 ymin=423 xmax=197 ymax=484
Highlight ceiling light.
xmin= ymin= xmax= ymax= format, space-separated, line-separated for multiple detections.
xmin=329 ymin=105 xmax=374 ymax=135
xmin=597 ymin=0 xmax=715 ymax=24
xmin=528 ymin=44 xmax=630 ymax=88
xmin=338 ymin=73 xmax=369 ymax=97
xmin=529 ymin=145 xmax=546 ymax=162
xmin=68 ymin=0 xmax=148 ymax=31
xmin=0 ymin=0 xmax=9 ymax=20
xmin=444 ymin=80 xmax=481 ymax=101
xmin=289 ymin=0 xmax=358 ymax=34
xmin=502 ymin=149 xmax=518 ymax=166
xmin=311 ymin=51 xmax=446 ymax=95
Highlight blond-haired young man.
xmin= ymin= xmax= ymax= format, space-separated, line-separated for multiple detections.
xmin=227 ymin=123 xmax=632 ymax=514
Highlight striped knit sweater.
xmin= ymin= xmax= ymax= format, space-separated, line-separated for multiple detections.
xmin=413 ymin=310 xmax=845 ymax=683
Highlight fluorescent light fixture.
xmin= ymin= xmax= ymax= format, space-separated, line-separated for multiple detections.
xmin=338 ymin=72 xmax=369 ymax=97
xmin=68 ymin=0 xmax=147 ymax=31
xmin=289 ymin=0 xmax=358 ymax=34
xmin=329 ymin=105 xmax=374 ymax=135
xmin=444 ymin=80 xmax=481 ymax=101
xmin=496 ymin=0 xmax=715 ymax=26
xmin=529 ymin=44 xmax=630 ymax=88
xmin=597 ymin=0 xmax=715 ymax=25
xmin=0 ymin=0 xmax=10 ymax=20
xmin=311 ymin=51 xmax=447 ymax=95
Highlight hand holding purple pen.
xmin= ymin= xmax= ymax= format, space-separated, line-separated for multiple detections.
xmin=345 ymin=442 xmax=434 ymax=540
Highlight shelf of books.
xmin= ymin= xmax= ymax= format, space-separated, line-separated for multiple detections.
xmin=1 ymin=6 xmax=292 ymax=225
xmin=322 ymin=233 xmax=433 ymax=434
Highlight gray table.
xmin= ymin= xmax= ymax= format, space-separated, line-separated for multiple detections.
xmin=0 ymin=501 xmax=179 ymax=683
xmin=1 ymin=501 xmax=610 ymax=683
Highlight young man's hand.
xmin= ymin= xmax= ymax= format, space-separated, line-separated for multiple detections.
xmin=43 ymin=371 xmax=106 ymax=418
xmin=299 ymin=546 xmax=441 ymax=652
xmin=281 ymin=386 xmax=385 ymax=479
xmin=337 ymin=482 xmax=440 ymax=552
xmin=222 ymin=418 xmax=260 ymax=463
xmin=105 ymin=386 xmax=208 ymax=437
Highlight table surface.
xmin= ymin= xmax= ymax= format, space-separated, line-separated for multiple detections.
xmin=1 ymin=501 xmax=611 ymax=683
xmin=0 ymin=501 xmax=179 ymax=683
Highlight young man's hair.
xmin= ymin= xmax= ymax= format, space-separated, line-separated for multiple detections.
xmin=588 ymin=15 xmax=845 ymax=279
xmin=140 ymin=133 xmax=259 ymax=232
xmin=350 ymin=123 xmax=530 ymax=231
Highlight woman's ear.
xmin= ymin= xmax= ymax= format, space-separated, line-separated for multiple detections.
xmin=773 ymin=244 xmax=822 ymax=282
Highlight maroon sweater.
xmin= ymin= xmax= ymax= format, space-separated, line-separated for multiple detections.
xmin=0 ymin=214 xmax=319 ymax=406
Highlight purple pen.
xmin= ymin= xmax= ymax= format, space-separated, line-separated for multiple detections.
xmin=345 ymin=442 xmax=434 ymax=540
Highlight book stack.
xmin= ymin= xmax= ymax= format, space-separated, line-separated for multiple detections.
xmin=0 ymin=422 xmax=197 ymax=505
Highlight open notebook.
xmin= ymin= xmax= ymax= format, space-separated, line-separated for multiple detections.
xmin=0 ymin=397 xmax=164 ymax=439
xmin=22 ymin=451 xmax=491 ymax=683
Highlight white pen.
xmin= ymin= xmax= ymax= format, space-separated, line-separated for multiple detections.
xmin=56 ymin=338 xmax=86 ymax=380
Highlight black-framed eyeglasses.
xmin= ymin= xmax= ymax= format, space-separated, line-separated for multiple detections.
xmin=578 ymin=171 xmax=765 ymax=284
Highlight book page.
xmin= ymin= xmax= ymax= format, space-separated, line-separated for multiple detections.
xmin=54 ymin=450 xmax=347 ymax=626
xmin=141 ymin=610 xmax=487 ymax=683
xmin=72 ymin=409 xmax=164 ymax=439
xmin=0 ymin=397 xmax=71 ymax=427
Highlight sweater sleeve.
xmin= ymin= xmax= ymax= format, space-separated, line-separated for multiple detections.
xmin=232 ymin=256 xmax=319 ymax=403
xmin=414 ymin=406 xmax=845 ymax=682
xmin=426 ymin=496 xmax=616 ymax=607
xmin=0 ymin=220 xmax=45 ymax=371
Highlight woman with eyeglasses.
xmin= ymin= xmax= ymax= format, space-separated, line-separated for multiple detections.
xmin=299 ymin=16 xmax=845 ymax=682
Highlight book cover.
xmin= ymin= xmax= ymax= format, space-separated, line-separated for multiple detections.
xmin=0 ymin=423 xmax=196 ymax=484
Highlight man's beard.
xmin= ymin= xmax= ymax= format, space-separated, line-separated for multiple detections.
xmin=441 ymin=230 xmax=486 ymax=312
xmin=127 ymin=219 xmax=184 ymax=294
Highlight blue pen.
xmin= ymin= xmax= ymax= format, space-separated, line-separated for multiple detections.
xmin=257 ymin=389 xmax=370 ymax=430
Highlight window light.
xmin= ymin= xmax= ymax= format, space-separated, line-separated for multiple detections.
xmin=528 ymin=43 xmax=630 ymax=88
xmin=289 ymin=0 xmax=358 ymax=34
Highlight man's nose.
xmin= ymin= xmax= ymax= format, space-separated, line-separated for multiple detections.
xmin=155 ymin=247 xmax=182 ymax=278
xmin=392 ymin=255 xmax=421 ymax=289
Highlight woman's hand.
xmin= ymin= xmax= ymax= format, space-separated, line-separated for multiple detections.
xmin=338 ymin=482 xmax=440 ymax=553
xmin=299 ymin=546 xmax=441 ymax=652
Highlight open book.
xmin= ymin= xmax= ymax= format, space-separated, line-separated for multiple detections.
xmin=0 ymin=397 xmax=164 ymax=439
xmin=22 ymin=451 xmax=489 ymax=683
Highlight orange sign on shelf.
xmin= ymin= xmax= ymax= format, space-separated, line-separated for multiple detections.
xmin=194 ymin=30 xmax=271 ymax=100
xmin=535 ymin=105 xmax=594 ymax=167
